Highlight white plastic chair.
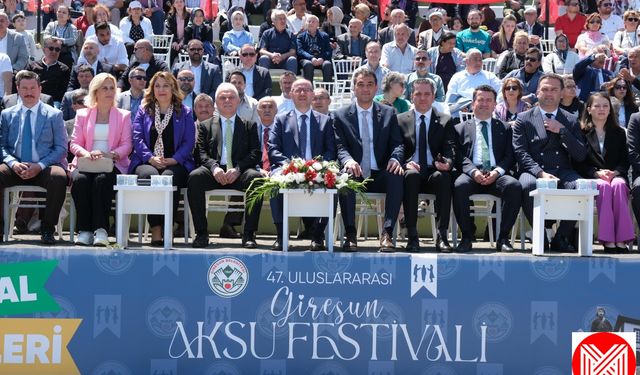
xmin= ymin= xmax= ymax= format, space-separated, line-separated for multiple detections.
xmin=482 ymin=58 xmax=497 ymax=73
xmin=178 ymin=53 xmax=209 ymax=64
xmin=221 ymin=55 xmax=241 ymax=81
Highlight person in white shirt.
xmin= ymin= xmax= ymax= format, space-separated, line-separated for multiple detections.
xmin=81 ymin=22 xmax=128 ymax=73
xmin=275 ymin=71 xmax=296 ymax=115
xmin=381 ymin=23 xmax=418 ymax=74
xmin=0 ymin=52 xmax=12 ymax=95
xmin=598 ymin=0 xmax=624 ymax=40
xmin=119 ymin=1 xmax=154 ymax=54
xmin=286 ymin=0 xmax=309 ymax=34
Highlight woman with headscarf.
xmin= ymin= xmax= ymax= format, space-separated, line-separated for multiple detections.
xmin=184 ymin=8 xmax=216 ymax=60
xmin=222 ymin=10 xmax=255 ymax=56
xmin=542 ymin=34 xmax=580 ymax=74
xmin=322 ymin=6 xmax=348 ymax=40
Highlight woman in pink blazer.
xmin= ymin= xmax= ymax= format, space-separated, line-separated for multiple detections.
xmin=69 ymin=73 xmax=133 ymax=246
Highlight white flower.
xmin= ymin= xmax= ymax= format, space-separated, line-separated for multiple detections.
xmin=314 ymin=173 xmax=324 ymax=183
xmin=328 ymin=166 xmax=339 ymax=174
xmin=312 ymin=162 xmax=322 ymax=171
xmin=285 ymin=173 xmax=297 ymax=184
xmin=294 ymin=173 xmax=306 ymax=184
xmin=336 ymin=181 xmax=348 ymax=189
xmin=338 ymin=174 xmax=349 ymax=183
xmin=272 ymin=174 xmax=286 ymax=184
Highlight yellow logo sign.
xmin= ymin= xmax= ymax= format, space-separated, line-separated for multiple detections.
xmin=0 ymin=318 xmax=81 ymax=375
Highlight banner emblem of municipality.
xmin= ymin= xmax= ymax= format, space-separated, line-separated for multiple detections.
xmin=572 ymin=332 xmax=637 ymax=375
xmin=208 ymin=257 xmax=248 ymax=298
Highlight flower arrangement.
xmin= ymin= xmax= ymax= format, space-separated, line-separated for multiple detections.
xmin=246 ymin=157 xmax=369 ymax=211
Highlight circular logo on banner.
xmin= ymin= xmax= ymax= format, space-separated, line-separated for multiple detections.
xmin=208 ymin=257 xmax=249 ymax=298
xmin=92 ymin=361 xmax=132 ymax=375
xmin=313 ymin=252 xmax=353 ymax=273
xmin=572 ymin=332 xmax=636 ymax=375
xmin=34 ymin=295 xmax=76 ymax=319
xmin=438 ymin=256 xmax=460 ymax=280
xmin=473 ymin=302 xmax=514 ymax=343
xmin=530 ymin=257 xmax=570 ymax=281
xmin=311 ymin=362 xmax=349 ymax=375
xmin=255 ymin=299 xmax=292 ymax=339
xmin=422 ymin=364 xmax=457 ymax=375
xmin=146 ymin=297 xmax=187 ymax=338
xmin=362 ymin=299 xmax=405 ymax=340
xmin=205 ymin=362 xmax=241 ymax=375
xmin=94 ymin=250 xmax=136 ymax=275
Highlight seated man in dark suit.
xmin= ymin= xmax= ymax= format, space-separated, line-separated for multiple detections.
xmin=118 ymin=39 xmax=169 ymax=91
xmin=335 ymin=18 xmax=371 ymax=62
xmin=296 ymin=15 xmax=333 ymax=83
xmin=573 ymin=49 xmax=615 ymax=101
xmin=171 ymin=39 xmax=222 ymax=98
xmin=0 ymin=70 xmax=68 ymax=245
xmin=378 ymin=9 xmax=417 ymax=47
xmin=67 ymin=40 xmax=113 ymax=92
xmin=26 ymin=36 xmax=70 ymax=105
xmin=333 ymin=68 xmax=405 ymax=252
xmin=238 ymin=44 xmax=273 ymax=101
xmin=512 ymin=73 xmax=588 ymax=251
xmin=452 ymin=85 xmax=522 ymax=253
xmin=517 ymin=7 xmax=544 ymax=45
xmin=61 ymin=65 xmax=94 ymax=121
xmin=399 ymin=78 xmax=455 ymax=253
xmin=116 ymin=67 xmax=146 ymax=118
xmin=187 ymin=83 xmax=263 ymax=249
xmin=268 ymin=79 xmax=336 ymax=251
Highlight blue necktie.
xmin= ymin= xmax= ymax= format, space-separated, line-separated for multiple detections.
xmin=299 ymin=114 xmax=308 ymax=158
xmin=21 ymin=109 xmax=32 ymax=163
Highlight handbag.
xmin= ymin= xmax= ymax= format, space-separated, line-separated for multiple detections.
xmin=76 ymin=156 xmax=114 ymax=173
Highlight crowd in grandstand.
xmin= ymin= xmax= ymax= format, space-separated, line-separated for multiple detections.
xmin=1 ymin=0 xmax=640 ymax=254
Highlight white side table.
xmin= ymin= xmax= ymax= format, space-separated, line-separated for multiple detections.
xmin=114 ymin=185 xmax=176 ymax=249
xmin=530 ymin=189 xmax=599 ymax=256
xmin=281 ymin=189 xmax=336 ymax=252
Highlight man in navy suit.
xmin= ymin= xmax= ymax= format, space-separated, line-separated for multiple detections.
xmin=0 ymin=70 xmax=68 ymax=245
xmin=268 ymin=79 xmax=336 ymax=251
xmin=333 ymin=68 xmax=405 ymax=252
xmin=573 ymin=50 xmax=615 ymax=101
xmin=453 ymin=85 xmax=522 ymax=253
xmin=512 ymin=73 xmax=587 ymax=251
xmin=171 ymin=39 xmax=222 ymax=98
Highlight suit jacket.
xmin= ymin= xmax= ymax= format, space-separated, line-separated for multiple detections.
xmin=67 ymin=61 xmax=114 ymax=92
xmin=61 ymin=91 xmax=75 ymax=121
xmin=1 ymin=93 xmax=53 ymax=111
xmin=172 ymin=60 xmax=222 ymax=97
xmin=504 ymin=68 xmax=543 ymax=102
xmin=269 ymin=109 xmax=336 ymax=167
xmin=129 ymin=104 xmax=196 ymax=173
xmin=251 ymin=66 xmax=272 ymax=100
xmin=626 ymin=112 xmax=640 ymax=180
xmin=397 ymin=108 xmax=455 ymax=167
xmin=297 ymin=30 xmax=333 ymax=61
xmin=0 ymin=102 xmax=68 ymax=167
xmin=573 ymin=55 xmax=615 ymax=101
xmin=197 ymin=114 xmax=260 ymax=172
xmin=454 ymin=118 xmax=515 ymax=176
xmin=378 ymin=26 xmax=417 ymax=47
xmin=118 ymin=57 xmax=169 ymax=91
xmin=418 ymin=29 xmax=444 ymax=50
xmin=333 ymin=102 xmax=404 ymax=168
xmin=6 ymin=30 xmax=28 ymax=71
xmin=576 ymin=125 xmax=629 ymax=181
xmin=335 ymin=33 xmax=371 ymax=60
xmin=69 ymin=107 xmax=133 ymax=173
xmin=115 ymin=90 xmax=143 ymax=113
xmin=512 ymin=107 xmax=587 ymax=177
xmin=516 ymin=21 xmax=544 ymax=37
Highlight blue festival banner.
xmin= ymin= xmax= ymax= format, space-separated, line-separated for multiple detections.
xmin=0 ymin=248 xmax=637 ymax=375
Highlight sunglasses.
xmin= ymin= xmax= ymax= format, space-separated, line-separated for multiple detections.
xmin=241 ymin=52 xmax=256 ymax=57
xmin=46 ymin=46 xmax=61 ymax=52
xmin=626 ymin=18 xmax=639 ymax=22
xmin=131 ymin=75 xmax=146 ymax=81
xmin=415 ymin=56 xmax=428 ymax=61
xmin=615 ymin=85 xmax=628 ymax=90
xmin=525 ymin=57 xmax=539 ymax=62
xmin=589 ymin=20 xmax=602 ymax=24
xmin=601 ymin=3 xmax=612 ymax=6
xmin=504 ymin=85 xmax=520 ymax=91
xmin=178 ymin=77 xmax=194 ymax=82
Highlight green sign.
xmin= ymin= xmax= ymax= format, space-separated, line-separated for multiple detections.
xmin=0 ymin=260 xmax=60 ymax=315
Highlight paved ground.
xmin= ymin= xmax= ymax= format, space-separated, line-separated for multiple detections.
xmin=1 ymin=232 xmax=638 ymax=258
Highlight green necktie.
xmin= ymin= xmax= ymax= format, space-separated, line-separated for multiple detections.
xmin=479 ymin=120 xmax=491 ymax=170
xmin=225 ymin=119 xmax=233 ymax=169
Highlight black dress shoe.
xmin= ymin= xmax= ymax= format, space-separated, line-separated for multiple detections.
xmin=192 ymin=233 xmax=209 ymax=248
xmin=435 ymin=235 xmax=453 ymax=253
xmin=219 ymin=224 xmax=241 ymax=239
xmin=496 ymin=238 xmax=514 ymax=252
xmin=379 ymin=232 xmax=395 ymax=252
xmin=242 ymin=233 xmax=257 ymax=249
xmin=41 ymin=230 xmax=56 ymax=245
xmin=310 ymin=240 xmax=326 ymax=251
xmin=150 ymin=239 xmax=164 ymax=247
xmin=342 ymin=233 xmax=358 ymax=252
xmin=405 ymin=237 xmax=420 ymax=253
xmin=550 ymin=235 xmax=575 ymax=253
xmin=456 ymin=238 xmax=473 ymax=253
xmin=603 ymin=246 xmax=618 ymax=254
xmin=272 ymin=239 xmax=282 ymax=251
xmin=173 ymin=223 xmax=185 ymax=237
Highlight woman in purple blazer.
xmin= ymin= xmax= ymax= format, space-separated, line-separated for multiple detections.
xmin=130 ymin=71 xmax=196 ymax=246
xmin=70 ymin=73 xmax=132 ymax=246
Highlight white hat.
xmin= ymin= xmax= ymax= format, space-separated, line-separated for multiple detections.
xmin=129 ymin=1 xmax=143 ymax=9
xmin=429 ymin=10 xmax=444 ymax=19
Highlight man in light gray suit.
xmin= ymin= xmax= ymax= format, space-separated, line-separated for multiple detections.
xmin=116 ymin=67 xmax=146 ymax=119
xmin=0 ymin=71 xmax=68 ymax=245
xmin=0 ymin=12 xmax=28 ymax=71
xmin=171 ymin=39 xmax=222 ymax=97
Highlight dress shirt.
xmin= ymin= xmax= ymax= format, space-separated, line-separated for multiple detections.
xmin=355 ymin=103 xmax=379 ymax=171
xmin=360 ymin=63 xmax=389 ymax=95
xmin=242 ymin=65 xmax=255 ymax=97
xmin=189 ymin=63 xmax=202 ymax=94
xmin=0 ymin=33 xmax=7 ymax=54
xmin=538 ymin=107 xmax=559 ymax=119
xmin=276 ymin=95 xmax=295 ymax=115
xmin=472 ymin=117 xmax=505 ymax=175
xmin=380 ymin=42 xmax=418 ymax=74
xmin=220 ymin=114 xmax=236 ymax=167
xmin=445 ymin=70 xmax=503 ymax=116
xmin=411 ymin=108 xmax=433 ymax=166
xmin=294 ymin=108 xmax=313 ymax=160
xmin=84 ymin=36 xmax=128 ymax=66
xmin=12 ymin=102 xmax=44 ymax=169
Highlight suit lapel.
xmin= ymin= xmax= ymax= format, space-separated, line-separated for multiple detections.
xmin=466 ymin=119 xmax=476 ymax=158
xmin=232 ymin=116 xmax=243 ymax=159
xmin=214 ymin=116 xmax=222 ymax=158
xmin=427 ymin=111 xmax=439 ymax=159
xmin=531 ymin=109 xmax=548 ymax=142
xmin=372 ymin=103 xmax=381 ymax=146
xmin=287 ymin=111 xmax=300 ymax=151
xmin=85 ymin=107 xmax=98 ymax=149
xmin=490 ymin=119 xmax=503 ymax=161
xmin=586 ymin=129 xmax=605 ymax=161
xmin=310 ymin=111 xmax=320 ymax=157
xmin=33 ymin=104 xmax=45 ymax=141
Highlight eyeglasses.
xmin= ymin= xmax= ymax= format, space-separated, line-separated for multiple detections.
xmin=46 ymin=46 xmax=61 ymax=52
xmin=131 ymin=75 xmax=146 ymax=81
xmin=504 ymin=85 xmax=520 ymax=91
xmin=525 ymin=57 xmax=539 ymax=62
xmin=615 ymin=85 xmax=628 ymax=90
xmin=293 ymin=87 xmax=312 ymax=93
xmin=601 ymin=3 xmax=612 ymax=6
xmin=178 ymin=77 xmax=194 ymax=82
xmin=589 ymin=20 xmax=602 ymax=24
xmin=626 ymin=18 xmax=639 ymax=22
xmin=414 ymin=56 xmax=428 ymax=61
xmin=189 ymin=47 xmax=204 ymax=52
xmin=241 ymin=52 xmax=256 ymax=57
